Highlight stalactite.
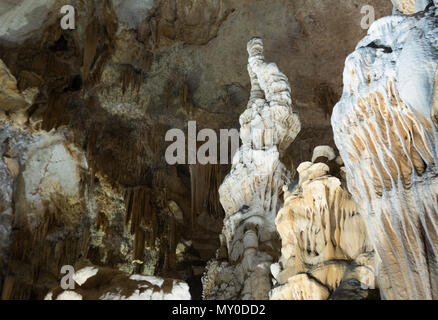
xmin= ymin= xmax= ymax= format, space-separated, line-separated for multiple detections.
xmin=189 ymin=164 xmax=224 ymax=230
xmin=123 ymin=187 xmax=154 ymax=264
xmin=123 ymin=184 xmax=185 ymax=273
xmin=207 ymin=165 xmax=223 ymax=219
xmin=120 ymin=65 xmax=143 ymax=96
xmin=168 ymin=217 xmax=177 ymax=270
xmin=81 ymin=18 xmax=100 ymax=83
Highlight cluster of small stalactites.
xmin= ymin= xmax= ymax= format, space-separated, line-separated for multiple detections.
xmin=391 ymin=0 xmax=434 ymax=14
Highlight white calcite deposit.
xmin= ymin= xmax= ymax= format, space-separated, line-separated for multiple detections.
xmin=332 ymin=2 xmax=438 ymax=299
xmin=45 ymin=266 xmax=191 ymax=300
xmin=271 ymin=146 xmax=375 ymax=300
xmin=391 ymin=0 xmax=432 ymax=13
xmin=110 ymin=0 xmax=155 ymax=31
xmin=202 ymin=37 xmax=301 ymax=300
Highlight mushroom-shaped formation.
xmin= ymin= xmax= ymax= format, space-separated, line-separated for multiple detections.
xmin=332 ymin=4 xmax=438 ymax=299
xmin=202 ymin=38 xmax=300 ymax=300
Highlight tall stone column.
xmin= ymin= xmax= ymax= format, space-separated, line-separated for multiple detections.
xmin=202 ymin=38 xmax=301 ymax=300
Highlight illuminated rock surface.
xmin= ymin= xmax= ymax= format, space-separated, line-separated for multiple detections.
xmin=332 ymin=3 xmax=438 ymax=299
xmin=202 ymin=38 xmax=300 ymax=300
xmin=270 ymin=147 xmax=376 ymax=300
xmin=45 ymin=265 xmax=190 ymax=300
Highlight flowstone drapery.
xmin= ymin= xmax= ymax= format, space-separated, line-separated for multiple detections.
xmin=202 ymin=38 xmax=301 ymax=300
xmin=332 ymin=3 xmax=438 ymax=299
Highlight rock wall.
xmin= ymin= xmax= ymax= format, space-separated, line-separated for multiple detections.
xmin=332 ymin=2 xmax=438 ymax=299
xmin=391 ymin=0 xmax=432 ymax=13
xmin=0 ymin=58 xmax=195 ymax=299
xmin=202 ymin=38 xmax=300 ymax=300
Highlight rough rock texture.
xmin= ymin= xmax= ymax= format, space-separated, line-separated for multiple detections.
xmin=392 ymin=0 xmax=432 ymax=13
xmin=270 ymin=147 xmax=377 ymax=300
xmin=45 ymin=264 xmax=191 ymax=300
xmin=332 ymin=2 xmax=438 ymax=299
xmin=0 ymin=124 xmax=90 ymax=299
xmin=0 ymin=0 xmax=61 ymax=44
xmin=0 ymin=59 xmax=38 ymax=123
xmin=0 ymin=0 xmax=394 ymax=299
xmin=0 ymin=59 xmax=196 ymax=300
xmin=202 ymin=38 xmax=300 ymax=300
xmin=0 ymin=0 xmax=393 ymax=161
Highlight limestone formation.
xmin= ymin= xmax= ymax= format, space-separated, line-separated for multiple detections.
xmin=311 ymin=145 xmax=336 ymax=163
xmin=0 ymin=0 xmax=60 ymax=44
xmin=0 ymin=58 xmax=193 ymax=299
xmin=270 ymin=273 xmax=330 ymax=300
xmin=0 ymin=125 xmax=91 ymax=299
xmin=0 ymin=59 xmax=38 ymax=124
xmin=0 ymin=0 xmax=400 ymax=300
xmin=332 ymin=3 xmax=438 ymax=299
xmin=45 ymin=265 xmax=191 ymax=300
xmin=391 ymin=0 xmax=432 ymax=13
xmin=271 ymin=146 xmax=376 ymax=300
xmin=202 ymin=38 xmax=300 ymax=300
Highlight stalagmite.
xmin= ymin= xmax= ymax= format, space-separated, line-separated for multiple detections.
xmin=271 ymin=146 xmax=376 ymax=300
xmin=391 ymin=0 xmax=431 ymax=14
xmin=332 ymin=3 xmax=438 ymax=299
xmin=202 ymin=38 xmax=301 ymax=300
xmin=0 ymin=59 xmax=38 ymax=124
